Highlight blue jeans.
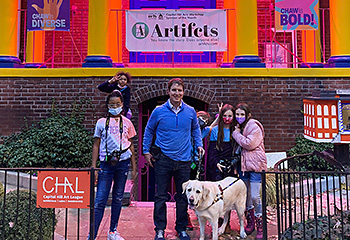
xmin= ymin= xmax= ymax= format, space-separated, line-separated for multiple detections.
xmin=154 ymin=153 xmax=191 ymax=233
xmin=92 ymin=160 xmax=130 ymax=238
xmin=239 ymin=170 xmax=262 ymax=216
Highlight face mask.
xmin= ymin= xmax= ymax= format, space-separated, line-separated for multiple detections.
xmin=223 ymin=117 xmax=233 ymax=124
xmin=198 ymin=117 xmax=207 ymax=129
xmin=236 ymin=117 xmax=245 ymax=125
xmin=109 ymin=107 xmax=123 ymax=116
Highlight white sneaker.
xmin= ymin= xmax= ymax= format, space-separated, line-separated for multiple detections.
xmin=107 ymin=231 xmax=125 ymax=240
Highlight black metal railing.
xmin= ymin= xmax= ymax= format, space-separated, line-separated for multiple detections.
xmin=2 ymin=160 xmax=349 ymax=239
xmin=266 ymin=152 xmax=350 ymax=239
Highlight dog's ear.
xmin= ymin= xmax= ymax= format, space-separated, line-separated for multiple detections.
xmin=182 ymin=181 xmax=190 ymax=194
xmin=202 ymin=184 xmax=210 ymax=199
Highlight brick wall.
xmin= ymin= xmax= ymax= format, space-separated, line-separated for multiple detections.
xmin=1 ymin=76 xmax=348 ymax=152
xmin=44 ymin=0 xmax=89 ymax=67
xmin=257 ymin=0 xmax=302 ymax=65
xmin=18 ymin=0 xmax=89 ymax=66
xmin=257 ymin=0 xmax=330 ymax=65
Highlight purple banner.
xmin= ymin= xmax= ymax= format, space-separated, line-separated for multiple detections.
xmin=27 ymin=0 xmax=70 ymax=31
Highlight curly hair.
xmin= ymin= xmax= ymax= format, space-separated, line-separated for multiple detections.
xmin=114 ymin=71 xmax=132 ymax=84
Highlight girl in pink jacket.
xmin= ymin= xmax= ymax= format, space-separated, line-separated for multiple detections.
xmin=232 ymin=103 xmax=267 ymax=240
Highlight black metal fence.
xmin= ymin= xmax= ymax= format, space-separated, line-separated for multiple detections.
xmin=265 ymin=152 xmax=350 ymax=240
xmin=0 ymin=168 xmax=96 ymax=240
xmin=2 ymin=158 xmax=350 ymax=240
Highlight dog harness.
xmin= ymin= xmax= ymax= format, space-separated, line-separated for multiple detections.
xmin=209 ymin=178 xmax=241 ymax=207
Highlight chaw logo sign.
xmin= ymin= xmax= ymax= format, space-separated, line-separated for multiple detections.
xmin=37 ymin=171 xmax=90 ymax=208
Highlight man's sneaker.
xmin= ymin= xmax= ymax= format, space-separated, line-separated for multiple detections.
xmin=177 ymin=230 xmax=191 ymax=240
xmin=107 ymin=230 xmax=125 ymax=240
xmin=154 ymin=230 xmax=165 ymax=240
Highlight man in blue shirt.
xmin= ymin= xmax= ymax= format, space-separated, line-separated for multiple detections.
xmin=143 ymin=78 xmax=204 ymax=240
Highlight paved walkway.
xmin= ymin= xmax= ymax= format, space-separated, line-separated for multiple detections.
xmin=3 ymin=177 xmax=278 ymax=239
xmin=55 ymin=202 xmax=278 ymax=240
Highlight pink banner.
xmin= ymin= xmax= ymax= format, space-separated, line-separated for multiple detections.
xmin=275 ymin=0 xmax=318 ymax=30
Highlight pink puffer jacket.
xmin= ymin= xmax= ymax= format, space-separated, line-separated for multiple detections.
xmin=232 ymin=119 xmax=267 ymax=173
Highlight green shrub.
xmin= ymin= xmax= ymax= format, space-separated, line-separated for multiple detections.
xmin=287 ymin=135 xmax=333 ymax=157
xmin=0 ymin=98 xmax=94 ymax=168
xmin=0 ymin=190 xmax=57 ymax=240
xmin=287 ymin=135 xmax=334 ymax=171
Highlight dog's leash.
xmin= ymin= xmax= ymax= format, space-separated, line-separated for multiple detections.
xmin=208 ymin=178 xmax=241 ymax=207
xmin=195 ymin=153 xmax=203 ymax=180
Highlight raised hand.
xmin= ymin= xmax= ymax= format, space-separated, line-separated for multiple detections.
xmin=217 ymin=102 xmax=223 ymax=113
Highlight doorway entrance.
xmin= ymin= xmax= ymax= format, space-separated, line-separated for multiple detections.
xmin=137 ymin=96 xmax=208 ymax=201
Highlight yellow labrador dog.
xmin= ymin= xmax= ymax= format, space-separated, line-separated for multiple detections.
xmin=182 ymin=177 xmax=247 ymax=240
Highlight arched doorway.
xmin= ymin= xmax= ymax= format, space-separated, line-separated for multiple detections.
xmin=137 ymin=96 xmax=208 ymax=201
